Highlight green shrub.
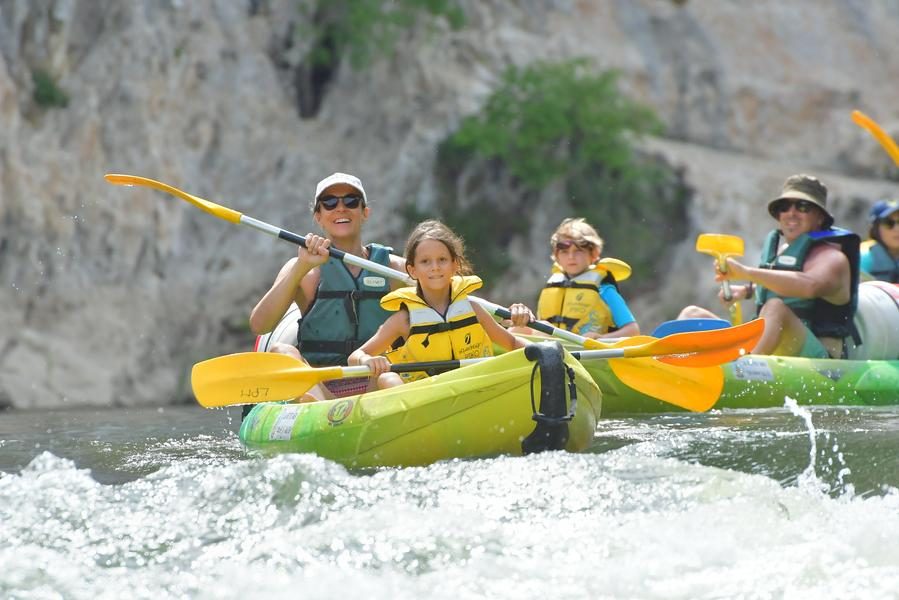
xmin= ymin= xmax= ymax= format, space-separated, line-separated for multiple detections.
xmin=451 ymin=60 xmax=662 ymax=188
xmin=32 ymin=69 xmax=69 ymax=109
xmin=428 ymin=59 xmax=689 ymax=286
xmin=302 ymin=0 xmax=465 ymax=69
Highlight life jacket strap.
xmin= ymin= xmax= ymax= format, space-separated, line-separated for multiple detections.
xmin=409 ymin=315 xmax=479 ymax=348
xmin=546 ymin=315 xmax=580 ymax=330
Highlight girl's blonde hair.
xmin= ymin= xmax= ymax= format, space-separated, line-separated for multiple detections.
xmin=550 ymin=218 xmax=604 ymax=252
xmin=405 ymin=220 xmax=473 ymax=275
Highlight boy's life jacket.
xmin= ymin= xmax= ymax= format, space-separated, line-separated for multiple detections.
xmin=536 ymin=258 xmax=632 ymax=334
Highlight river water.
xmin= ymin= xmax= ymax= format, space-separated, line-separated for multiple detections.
xmin=2 ymin=402 xmax=899 ymax=599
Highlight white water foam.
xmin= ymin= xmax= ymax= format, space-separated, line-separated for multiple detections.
xmin=4 ymin=451 xmax=899 ymax=599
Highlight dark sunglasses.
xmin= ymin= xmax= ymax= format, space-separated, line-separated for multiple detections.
xmin=880 ymin=218 xmax=899 ymax=229
xmin=772 ymin=199 xmax=815 ymax=215
xmin=554 ymin=240 xmax=594 ymax=252
xmin=317 ymin=194 xmax=364 ymax=211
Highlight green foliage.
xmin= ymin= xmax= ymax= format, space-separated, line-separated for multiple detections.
xmin=451 ymin=60 xmax=662 ymax=189
xmin=32 ymin=69 xmax=69 ymax=109
xmin=429 ymin=59 xmax=688 ymax=287
xmin=302 ymin=0 xmax=465 ymax=69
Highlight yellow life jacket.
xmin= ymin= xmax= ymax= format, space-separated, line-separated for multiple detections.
xmin=536 ymin=258 xmax=631 ymax=334
xmin=381 ymin=275 xmax=493 ymax=380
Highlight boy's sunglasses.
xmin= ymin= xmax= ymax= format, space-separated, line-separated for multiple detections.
xmin=880 ymin=218 xmax=899 ymax=229
xmin=772 ymin=199 xmax=815 ymax=215
xmin=318 ymin=194 xmax=364 ymax=211
xmin=554 ymin=240 xmax=594 ymax=252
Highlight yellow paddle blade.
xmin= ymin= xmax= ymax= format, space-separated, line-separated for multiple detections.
xmin=596 ymin=257 xmax=632 ymax=282
xmin=105 ymin=174 xmax=244 ymax=224
xmin=608 ymin=358 xmax=724 ymax=412
xmin=696 ymin=233 xmax=746 ymax=325
xmin=696 ymin=233 xmax=744 ymax=261
xmin=852 ymin=110 xmax=899 ymax=168
xmin=581 ymin=319 xmax=762 ymax=366
xmin=191 ymin=352 xmax=345 ymax=408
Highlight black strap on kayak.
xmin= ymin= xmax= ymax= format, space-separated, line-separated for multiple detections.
xmin=521 ymin=341 xmax=575 ymax=455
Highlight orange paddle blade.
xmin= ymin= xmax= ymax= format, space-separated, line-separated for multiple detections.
xmin=582 ymin=319 xmax=763 ymax=367
xmin=608 ymin=358 xmax=724 ymax=412
xmin=852 ymin=110 xmax=899 ymax=168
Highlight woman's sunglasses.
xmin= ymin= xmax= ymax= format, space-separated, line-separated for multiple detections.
xmin=554 ymin=240 xmax=594 ymax=252
xmin=772 ymin=199 xmax=815 ymax=215
xmin=318 ymin=194 xmax=364 ymax=211
xmin=879 ymin=218 xmax=899 ymax=229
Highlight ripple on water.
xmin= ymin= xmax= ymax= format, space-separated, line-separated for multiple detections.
xmin=2 ymin=441 xmax=899 ymax=598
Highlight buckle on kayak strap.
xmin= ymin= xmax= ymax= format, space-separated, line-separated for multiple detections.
xmin=521 ymin=341 xmax=574 ymax=455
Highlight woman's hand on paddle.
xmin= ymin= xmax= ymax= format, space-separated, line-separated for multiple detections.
xmin=298 ymin=233 xmax=331 ymax=269
xmin=508 ymin=303 xmax=535 ymax=327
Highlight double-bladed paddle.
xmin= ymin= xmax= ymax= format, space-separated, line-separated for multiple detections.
xmin=192 ymin=319 xmax=762 ymax=411
xmin=106 ymin=174 xmax=760 ymax=410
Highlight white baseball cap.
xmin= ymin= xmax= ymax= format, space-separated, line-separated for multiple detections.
xmin=313 ymin=172 xmax=367 ymax=209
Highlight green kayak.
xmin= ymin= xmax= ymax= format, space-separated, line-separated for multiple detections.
xmin=590 ymin=355 xmax=899 ymax=415
xmin=591 ymin=281 xmax=899 ymax=414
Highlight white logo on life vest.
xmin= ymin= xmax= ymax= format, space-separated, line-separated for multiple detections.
xmin=777 ymin=256 xmax=798 ymax=266
xmin=363 ymin=276 xmax=386 ymax=287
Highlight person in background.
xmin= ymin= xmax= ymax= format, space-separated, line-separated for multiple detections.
xmin=516 ymin=217 xmax=639 ymax=339
xmin=348 ymin=220 xmax=534 ymax=389
xmin=249 ymin=172 xmax=406 ymax=401
xmin=678 ymin=174 xmax=859 ymax=358
xmin=860 ymin=199 xmax=899 ymax=283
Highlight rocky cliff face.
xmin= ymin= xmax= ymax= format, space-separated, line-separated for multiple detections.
xmin=2 ymin=0 xmax=899 ymax=409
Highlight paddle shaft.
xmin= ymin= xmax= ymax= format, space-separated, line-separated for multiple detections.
xmin=206 ymin=202 xmax=594 ymax=341
xmin=718 ymin=261 xmax=742 ymax=325
xmin=106 ymin=174 xmax=761 ymax=362
xmin=316 ymin=347 xmax=676 ymax=381
xmin=338 ymin=357 xmax=485 ymax=378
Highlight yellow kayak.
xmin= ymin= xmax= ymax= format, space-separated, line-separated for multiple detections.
xmin=239 ymin=344 xmax=602 ymax=468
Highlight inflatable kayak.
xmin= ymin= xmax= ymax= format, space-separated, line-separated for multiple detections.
xmin=590 ymin=281 xmax=899 ymax=415
xmin=238 ymin=343 xmax=601 ymax=468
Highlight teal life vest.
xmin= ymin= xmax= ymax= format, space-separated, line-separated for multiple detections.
xmin=756 ymin=227 xmax=860 ymax=340
xmin=297 ymin=243 xmax=393 ymax=365
xmin=863 ymin=241 xmax=899 ymax=283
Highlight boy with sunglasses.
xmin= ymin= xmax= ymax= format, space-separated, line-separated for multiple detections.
xmin=249 ymin=172 xmax=406 ymax=400
xmin=527 ymin=217 xmax=639 ymax=339
xmin=860 ymin=199 xmax=899 ymax=283
xmin=679 ymin=174 xmax=860 ymax=358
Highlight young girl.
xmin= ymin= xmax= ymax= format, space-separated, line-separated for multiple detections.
xmin=348 ymin=220 xmax=534 ymax=389
xmin=532 ymin=217 xmax=640 ymax=339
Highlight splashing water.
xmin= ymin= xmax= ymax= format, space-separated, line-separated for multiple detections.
xmin=3 ymin=405 xmax=899 ymax=598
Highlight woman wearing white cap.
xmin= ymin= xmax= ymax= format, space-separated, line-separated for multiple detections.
xmin=249 ymin=172 xmax=406 ymax=400
xmin=861 ymin=199 xmax=899 ymax=283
